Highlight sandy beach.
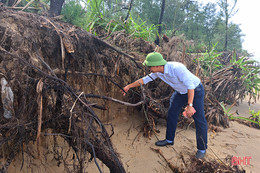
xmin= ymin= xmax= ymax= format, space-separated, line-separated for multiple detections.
xmin=98 ymin=98 xmax=260 ymax=173
xmin=8 ymin=98 xmax=260 ymax=173
xmin=74 ymin=97 xmax=259 ymax=173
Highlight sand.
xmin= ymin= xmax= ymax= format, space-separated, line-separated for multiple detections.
xmin=7 ymin=98 xmax=260 ymax=172
xmin=108 ymin=98 xmax=260 ymax=173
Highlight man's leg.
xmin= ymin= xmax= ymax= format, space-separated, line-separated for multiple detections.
xmin=192 ymin=84 xmax=208 ymax=151
xmin=156 ymin=91 xmax=186 ymax=146
xmin=165 ymin=91 xmax=186 ymax=141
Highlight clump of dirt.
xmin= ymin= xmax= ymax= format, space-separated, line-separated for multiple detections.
xmin=185 ymin=155 xmax=245 ymax=173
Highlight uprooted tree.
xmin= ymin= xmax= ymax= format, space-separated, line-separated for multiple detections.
xmin=0 ymin=5 xmax=136 ymax=172
xmin=0 ymin=5 xmax=254 ymax=173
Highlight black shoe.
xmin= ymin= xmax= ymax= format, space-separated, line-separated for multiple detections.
xmin=195 ymin=150 xmax=206 ymax=159
xmin=155 ymin=139 xmax=173 ymax=146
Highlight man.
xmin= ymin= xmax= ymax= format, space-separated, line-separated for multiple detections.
xmin=122 ymin=52 xmax=208 ymax=159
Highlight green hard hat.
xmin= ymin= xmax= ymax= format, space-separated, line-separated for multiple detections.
xmin=143 ymin=52 xmax=167 ymax=66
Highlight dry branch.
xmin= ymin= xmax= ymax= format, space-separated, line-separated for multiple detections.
xmin=84 ymin=94 xmax=145 ymax=106
xmin=151 ymin=147 xmax=180 ymax=172
xmin=36 ymin=78 xmax=43 ymax=156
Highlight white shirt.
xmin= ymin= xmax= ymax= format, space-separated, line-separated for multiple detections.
xmin=142 ymin=62 xmax=201 ymax=94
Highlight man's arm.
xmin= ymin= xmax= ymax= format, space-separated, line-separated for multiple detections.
xmin=122 ymin=79 xmax=144 ymax=96
xmin=186 ymin=89 xmax=195 ymax=117
xmin=187 ymin=89 xmax=194 ymax=106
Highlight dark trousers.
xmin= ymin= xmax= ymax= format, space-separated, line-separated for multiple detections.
xmin=166 ymin=83 xmax=208 ymax=150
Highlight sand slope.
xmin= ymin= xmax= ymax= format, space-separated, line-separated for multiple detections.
xmin=106 ymin=98 xmax=260 ymax=173
xmin=7 ymin=99 xmax=260 ymax=173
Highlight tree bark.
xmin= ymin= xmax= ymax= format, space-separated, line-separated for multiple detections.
xmin=218 ymin=0 xmax=238 ymax=51
xmin=48 ymin=0 xmax=65 ymax=16
xmin=224 ymin=15 xmax=228 ymax=51
xmin=124 ymin=0 xmax=134 ymax=21
xmin=155 ymin=0 xmax=166 ymax=45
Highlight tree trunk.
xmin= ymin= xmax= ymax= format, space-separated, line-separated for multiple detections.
xmin=48 ymin=0 xmax=65 ymax=16
xmin=224 ymin=16 xmax=228 ymax=51
xmin=125 ymin=0 xmax=134 ymax=21
xmin=155 ymin=0 xmax=166 ymax=45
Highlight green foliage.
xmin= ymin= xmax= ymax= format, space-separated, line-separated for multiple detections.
xmin=59 ymin=0 xmax=245 ymax=54
xmin=249 ymin=109 xmax=260 ymax=128
xmin=86 ymin=0 xmax=105 ymax=18
xmin=127 ymin=16 xmax=159 ymax=41
xmin=86 ymin=17 xmax=113 ymax=35
xmin=61 ymin=1 xmax=88 ymax=28
xmin=226 ymin=23 xmax=243 ymax=51
xmin=85 ymin=14 xmax=159 ymax=41
xmin=229 ymin=109 xmax=260 ymax=128
xmin=197 ymin=43 xmax=223 ymax=75
xmin=221 ymin=103 xmax=260 ymax=128
xmin=187 ymin=42 xmax=207 ymax=53
xmin=198 ymin=45 xmax=260 ymax=100
xmin=133 ymin=0 xmax=161 ymax=26
xmin=220 ymin=102 xmax=234 ymax=117
xmin=230 ymin=56 xmax=260 ymax=98
xmin=9 ymin=0 xmax=246 ymax=54
xmin=229 ymin=115 xmax=260 ymax=126
xmin=61 ymin=0 xmax=158 ymax=41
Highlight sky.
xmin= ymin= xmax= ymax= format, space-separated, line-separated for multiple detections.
xmin=198 ymin=0 xmax=260 ymax=62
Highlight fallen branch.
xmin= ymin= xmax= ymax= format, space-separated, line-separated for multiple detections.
xmin=84 ymin=94 xmax=145 ymax=106
xmin=151 ymin=147 xmax=180 ymax=172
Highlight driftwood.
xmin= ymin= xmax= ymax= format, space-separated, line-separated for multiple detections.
xmin=151 ymin=147 xmax=180 ymax=172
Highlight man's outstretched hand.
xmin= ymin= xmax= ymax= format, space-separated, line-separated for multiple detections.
xmin=121 ymin=86 xmax=130 ymax=96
